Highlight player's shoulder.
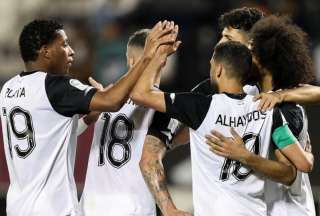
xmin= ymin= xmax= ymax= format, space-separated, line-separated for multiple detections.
xmin=243 ymin=82 xmax=260 ymax=96
xmin=276 ymin=102 xmax=301 ymax=114
xmin=273 ymin=102 xmax=304 ymax=136
xmin=275 ymin=102 xmax=303 ymax=122
xmin=0 ymin=73 xmax=24 ymax=94
xmin=45 ymin=73 xmax=91 ymax=93
xmin=3 ymin=73 xmax=23 ymax=85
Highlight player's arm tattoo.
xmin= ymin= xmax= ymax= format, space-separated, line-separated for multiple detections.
xmin=140 ymin=135 xmax=177 ymax=214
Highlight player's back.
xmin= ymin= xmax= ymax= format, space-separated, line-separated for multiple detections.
xmin=80 ymin=99 xmax=155 ymax=216
xmin=0 ymin=71 xmax=81 ymax=216
xmin=190 ymin=93 xmax=273 ymax=216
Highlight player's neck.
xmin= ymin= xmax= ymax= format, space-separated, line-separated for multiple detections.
xmin=260 ymin=72 xmax=273 ymax=92
xmin=24 ymin=61 xmax=50 ymax=73
xmin=218 ymin=79 xmax=244 ymax=94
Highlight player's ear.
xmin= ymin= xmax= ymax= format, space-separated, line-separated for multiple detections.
xmin=39 ymin=45 xmax=51 ymax=59
xmin=128 ymin=57 xmax=135 ymax=68
xmin=216 ymin=63 xmax=223 ymax=78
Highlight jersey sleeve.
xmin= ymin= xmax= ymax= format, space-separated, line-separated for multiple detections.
xmin=271 ymin=104 xmax=303 ymax=149
xmin=45 ymin=74 xmax=97 ymax=117
xmin=147 ymin=80 xmax=214 ymax=146
xmin=164 ymin=92 xmax=211 ymax=130
xmin=147 ymin=111 xmax=183 ymax=148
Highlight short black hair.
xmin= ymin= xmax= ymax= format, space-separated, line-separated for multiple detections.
xmin=219 ymin=7 xmax=264 ymax=32
xmin=251 ymin=15 xmax=315 ymax=90
xmin=213 ymin=41 xmax=252 ymax=84
xmin=127 ymin=29 xmax=150 ymax=48
xmin=19 ymin=19 xmax=63 ymax=62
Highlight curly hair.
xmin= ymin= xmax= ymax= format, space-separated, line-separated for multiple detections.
xmin=218 ymin=7 xmax=264 ymax=32
xmin=19 ymin=20 xmax=63 ymax=62
xmin=250 ymin=15 xmax=315 ymax=90
xmin=127 ymin=29 xmax=150 ymax=48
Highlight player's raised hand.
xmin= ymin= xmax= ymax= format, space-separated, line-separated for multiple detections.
xmin=143 ymin=20 xmax=176 ymax=60
xmin=205 ymin=128 xmax=250 ymax=163
xmin=157 ymin=22 xmax=182 ymax=57
xmin=253 ymin=91 xmax=283 ymax=111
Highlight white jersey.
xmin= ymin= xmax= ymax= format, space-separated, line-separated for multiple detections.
xmin=80 ymin=99 xmax=156 ymax=216
xmin=240 ymin=82 xmax=315 ymax=216
xmin=163 ymin=92 xmax=294 ymax=216
xmin=0 ymin=71 xmax=96 ymax=216
xmin=265 ymin=105 xmax=315 ymax=216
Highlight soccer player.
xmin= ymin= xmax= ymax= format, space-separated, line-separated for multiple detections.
xmin=131 ymin=40 xmax=310 ymax=215
xmin=206 ymin=16 xmax=316 ymax=216
xmin=80 ymin=24 xmax=181 ymax=216
xmin=0 ymin=19 xmax=176 ymax=216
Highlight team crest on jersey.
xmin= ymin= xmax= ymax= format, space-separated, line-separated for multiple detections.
xmin=69 ymin=79 xmax=89 ymax=91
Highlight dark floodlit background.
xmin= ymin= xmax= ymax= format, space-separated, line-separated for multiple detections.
xmin=0 ymin=0 xmax=319 ymax=215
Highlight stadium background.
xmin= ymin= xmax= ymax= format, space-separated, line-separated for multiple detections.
xmin=0 ymin=0 xmax=319 ymax=214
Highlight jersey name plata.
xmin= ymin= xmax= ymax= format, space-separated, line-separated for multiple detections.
xmin=5 ymin=87 xmax=26 ymax=98
xmin=215 ymin=110 xmax=266 ymax=128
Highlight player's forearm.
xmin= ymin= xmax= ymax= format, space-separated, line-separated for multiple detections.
xmin=242 ymin=152 xmax=296 ymax=185
xmin=89 ymin=56 xmax=151 ymax=112
xmin=140 ymin=136 xmax=177 ymax=214
xmin=170 ymin=126 xmax=190 ymax=150
xmin=106 ymin=56 xmax=152 ymax=108
xmin=281 ymin=85 xmax=320 ymax=104
xmin=130 ymin=54 xmax=167 ymax=111
xmin=280 ymin=143 xmax=313 ymax=173
xmin=140 ymin=158 xmax=177 ymax=214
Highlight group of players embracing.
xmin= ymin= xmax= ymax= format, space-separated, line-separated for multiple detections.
xmin=1 ymin=6 xmax=319 ymax=216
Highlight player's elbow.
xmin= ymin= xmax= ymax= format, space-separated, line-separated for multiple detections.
xmin=130 ymin=90 xmax=147 ymax=106
xmin=90 ymin=92 xmax=125 ymax=112
xmin=295 ymin=160 xmax=313 ymax=173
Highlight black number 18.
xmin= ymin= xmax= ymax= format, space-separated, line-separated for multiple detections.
xmin=98 ymin=113 xmax=134 ymax=168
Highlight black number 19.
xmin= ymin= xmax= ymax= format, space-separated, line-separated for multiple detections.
xmin=2 ymin=107 xmax=36 ymax=159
